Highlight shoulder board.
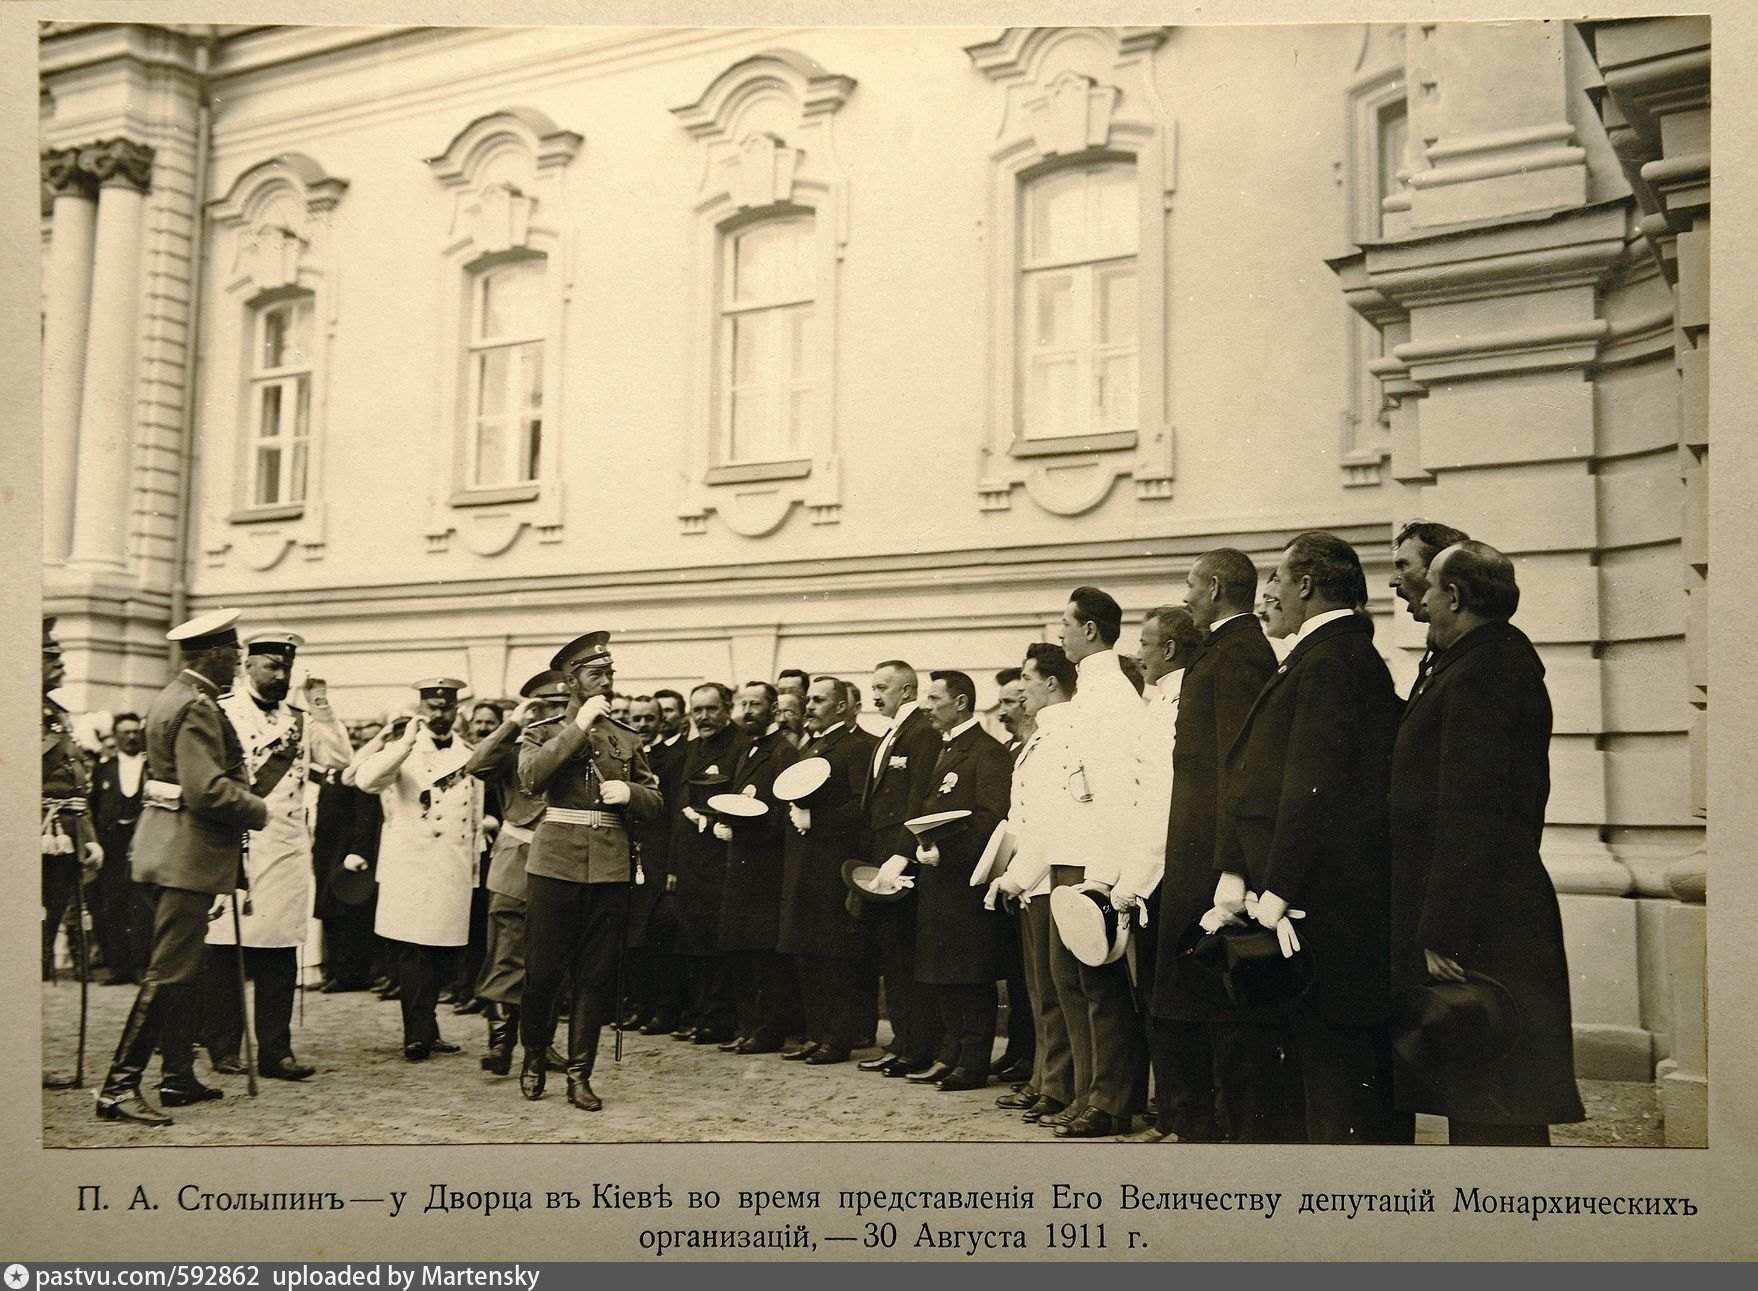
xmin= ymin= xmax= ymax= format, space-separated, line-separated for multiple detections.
xmin=525 ymin=714 xmax=565 ymax=732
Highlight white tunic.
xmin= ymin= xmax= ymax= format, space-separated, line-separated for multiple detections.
xmin=357 ymin=732 xmax=484 ymax=947
xmin=209 ymin=692 xmax=350 ymax=948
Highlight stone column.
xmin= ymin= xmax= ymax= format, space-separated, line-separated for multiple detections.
xmin=41 ymin=148 xmax=98 ymax=565
xmin=66 ymin=137 xmax=154 ymax=574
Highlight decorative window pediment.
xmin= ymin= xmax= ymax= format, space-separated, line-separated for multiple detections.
xmin=965 ymin=27 xmax=1177 ymax=516
xmin=422 ymin=109 xmax=580 ymax=557
xmin=671 ymin=51 xmax=856 ymax=537
xmin=203 ymin=152 xmax=348 ymax=571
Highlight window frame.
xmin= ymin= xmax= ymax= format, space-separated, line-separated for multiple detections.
xmin=242 ymin=291 xmax=315 ymax=516
xmin=715 ymin=208 xmax=818 ymax=471
xmin=461 ymin=252 xmax=547 ymax=495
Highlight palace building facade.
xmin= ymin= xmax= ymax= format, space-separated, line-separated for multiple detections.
xmin=37 ymin=19 xmax=1710 ymax=1139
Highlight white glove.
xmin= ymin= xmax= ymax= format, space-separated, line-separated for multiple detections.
xmin=1248 ymin=889 xmax=1305 ymax=959
xmin=712 ymin=822 xmax=733 ymax=842
xmin=82 ymin=840 xmax=105 ymax=871
xmin=915 ymin=843 xmax=940 ymax=866
xmin=342 ymin=853 xmax=369 ymax=873
xmin=482 ymin=815 xmax=500 ymax=835
xmin=1111 ymin=887 xmax=1146 ymax=925
xmin=682 ymin=805 xmax=707 ymax=832
xmin=600 ymin=780 xmax=631 ymax=807
xmin=984 ymin=872 xmax=1023 ymax=911
xmin=789 ymin=805 xmax=811 ymax=834
xmin=574 ymin=694 xmax=610 ymax=730
xmin=1214 ymin=871 xmax=1248 ymax=910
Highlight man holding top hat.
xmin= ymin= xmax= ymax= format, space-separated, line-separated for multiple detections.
xmin=465 ymin=668 xmax=571 ymax=1075
xmin=906 ymin=670 xmax=1013 ymax=1093
xmin=198 ymin=629 xmax=350 ymax=1082
xmin=96 ymin=609 xmax=270 ymax=1126
xmin=516 ymin=631 xmax=663 ymax=1111
xmin=355 ymin=677 xmax=488 ymax=1062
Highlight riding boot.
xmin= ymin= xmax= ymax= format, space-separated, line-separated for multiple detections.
xmin=519 ymin=1046 xmax=546 ymax=1100
xmin=156 ymin=983 xmax=223 ymax=1104
xmin=482 ymin=1005 xmax=518 ymax=1076
xmin=97 ymin=983 xmax=173 ymax=1125
xmin=566 ymin=999 xmax=603 ymax=1111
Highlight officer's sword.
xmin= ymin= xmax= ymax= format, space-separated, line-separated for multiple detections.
xmin=233 ymin=831 xmax=259 ymax=1096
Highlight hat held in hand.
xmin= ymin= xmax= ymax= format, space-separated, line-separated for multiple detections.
xmin=1050 ymin=885 xmax=1130 ymax=967
xmin=1392 ymin=970 xmax=1522 ymax=1069
xmin=1174 ymin=919 xmax=1316 ymax=1014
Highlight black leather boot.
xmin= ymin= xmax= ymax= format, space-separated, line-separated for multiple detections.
xmin=482 ymin=1005 xmax=518 ymax=1075
xmin=566 ymin=1032 xmax=602 ymax=1113
xmin=97 ymin=984 xmax=173 ymax=1126
xmin=156 ymin=984 xmax=223 ymax=1106
xmin=518 ymin=1047 xmax=546 ymax=1101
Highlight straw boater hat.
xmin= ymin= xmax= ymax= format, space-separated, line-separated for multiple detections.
xmin=1050 ymin=885 xmax=1131 ymax=966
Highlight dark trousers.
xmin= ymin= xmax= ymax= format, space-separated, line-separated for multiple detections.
xmin=101 ymin=886 xmax=210 ymax=1097
xmin=475 ymin=892 xmax=527 ymax=1006
xmin=392 ymin=941 xmax=451 ymax=1048
xmin=1019 ymin=896 xmax=1074 ymax=1105
xmin=628 ymin=944 xmax=686 ymax=1028
xmin=998 ymin=913 xmax=1035 ymax=1068
xmin=1210 ymin=1018 xmax=1303 ymax=1142
xmin=682 ymin=952 xmax=736 ymax=1039
xmin=874 ymin=903 xmax=935 ymax=1065
xmin=448 ymin=884 xmax=491 ymax=999
xmin=320 ymin=904 xmax=378 ymax=988
xmin=1449 ymin=1120 xmax=1550 ymax=1146
xmin=725 ymin=948 xmax=796 ymax=1046
xmin=1047 ymin=868 xmax=1144 ymax=1118
xmin=92 ymin=845 xmax=146 ymax=979
xmin=931 ymin=981 xmax=998 ymax=1076
xmin=1137 ymin=890 xmax=1221 ymax=1140
xmin=520 ymin=874 xmax=628 ymax=1071
xmin=197 ymin=943 xmax=297 ymax=1068
xmin=796 ymin=954 xmax=858 ymax=1052
xmin=42 ymin=854 xmax=81 ymax=979
xmin=852 ymin=934 xmax=881 ymax=1046
xmin=1288 ymin=1012 xmax=1412 ymax=1144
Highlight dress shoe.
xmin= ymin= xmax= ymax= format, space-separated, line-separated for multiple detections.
xmin=693 ymin=1030 xmax=735 ymax=1046
xmin=1024 ymin=1097 xmax=1071 ymax=1124
xmin=429 ymin=1040 xmax=461 ymax=1055
xmin=260 ymin=1057 xmax=316 ymax=1081
xmin=805 ymin=1048 xmax=849 ymax=1066
xmin=996 ymin=1087 xmax=1039 ymax=1111
xmin=857 ymin=1054 xmax=898 ymax=1071
xmin=1055 ymin=1108 xmax=1129 ymax=1138
xmin=780 ymin=1042 xmax=821 ymax=1062
xmin=437 ymin=987 xmax=460 ymax=1005
xmin=1115 ymin=1124 xmax=1171 ymax=1144
xmin=482 ymin=1050 xmax=512 ymax=1075
xmin=881 ymin=1059 xmax=920 ymax=1078
xmin=670 ymin=1026 xmax=698 ymax=1041
xmin=717 ymin=1036 xmax=747 ymax=1052
xmin=566 ymin=1074 xmax=603 ymax=1112
xmin=156 ymin=1079 xmax=224 ymax=1107
xmin=519 ymin=1051 xmax=546 ymax=1101
xmin=904 ymin=1061 xmax=953 ymax=1084
xmin=992 ymin=1059 xmax=1034 ymax=1085
xmin=735 ymin=1038 xmax=783 ymax=1055
xmin=403 ymin=1043 xmax=430 ymax=1062
xmin=639 ymin=1017 xmax=676 ymax=1036
xmin=621 ymin=1009 xmax=644 ymax=1029
xmin=452 ymin=997 xmax=486 ymax=1016
xmin=96 ymin=1093 xmax=173 ymax=1126
xmin=209 ymin=1055 xmax=248 ymax=1076
xmin=546 ymin=1045 xmax=566 ymax=1067
xmin=937 ymin=1067 xmax=986 ymax=1092
xmin=375 ymin=983 xmax=401 ymax=1001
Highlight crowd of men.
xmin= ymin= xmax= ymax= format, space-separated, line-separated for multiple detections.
xmin=45 ymin=522 xmax=1585 ymax=1143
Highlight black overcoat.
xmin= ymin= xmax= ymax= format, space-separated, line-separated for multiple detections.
xmin=1150 ymin=614 xmax=1278 ymax=1021
xmin=667 ymin=724 xmax=748 ymax=956
xmin=310 ymin=777 xmax=381 ymax=921
xmin=1390 ymin=621 xmax=1585 ymax=1125
xmin=912 ymin=724 xmax=1011 ymax=985
xmin=717 ymin=727 xmax=799 ymax=953
xmin=1216 ymin=613 xmax=1400 ymax=1025
xmin=628 ymin=735 xmax=686 ymax=948
xmin=776 ymin=723 xmax=875 ymax=959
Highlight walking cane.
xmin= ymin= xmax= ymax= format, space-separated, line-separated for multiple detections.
xmin=614 ymin=838 xmax=640 ymax=1064
xmin=72 ymin=872 xmax=91 ymax=1087
xmin=233 ymin=832 xmax=259 ymax=1097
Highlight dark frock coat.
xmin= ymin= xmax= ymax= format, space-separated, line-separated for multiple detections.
xmin=1390 ymin=621 xmax=1585 ymax=1125
xmin=310 ymin=777 xmax=382 ymax=921
xmin=668 ymin=724 xmax=749 ymax=956
xmin=1216 ymin=614 xmax=1400 ymax=1026
xmin=716 ymin=727 xmax=799 ymax=953
xmin=776 ymin=723 xmax=876 ymax=959
xmin=1150 ymin=614 xmax=1279 ymax=1021
xmin=628 ymin=735 xmax=686 ymax=947
xmin=912 ymin=723 xmax=1012 ymax=986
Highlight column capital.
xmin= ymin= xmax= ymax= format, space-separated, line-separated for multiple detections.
xmin=79 ymin=137 xmax=155 ymax=193
xmin=41 ymin=146 xmax=97 ymax=201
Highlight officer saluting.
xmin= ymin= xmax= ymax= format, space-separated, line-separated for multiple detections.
xmin=96 ymin=609 xmax=270 ymax=1126
xmin=516 ymin=631 xmax=663 ymax=1111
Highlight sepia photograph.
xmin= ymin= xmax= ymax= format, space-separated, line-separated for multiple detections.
xmin=11 ymin=0 xmax=1755 ymax=1267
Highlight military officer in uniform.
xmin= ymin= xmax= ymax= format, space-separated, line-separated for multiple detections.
xmin=465 ymin=668 xmax=571 ymax=1074
xmin=199 ymin=630 xmax=351 ymax=1080
xmin=97 ymin=609 xmax=270 ymax=1126
xmin=355 ymin=678 xmax=488 ymax=1061
xmin=516 ymin=632 xmax=664 ymax=1111
xmin=41 ymin=618 xmax=102 ymax=985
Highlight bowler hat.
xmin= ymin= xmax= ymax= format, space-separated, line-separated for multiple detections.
xmin=1174 ymin=919 xmax=1317 ymax=1014
xmin=1050 ymin=885 xmax=1131 ymax=967
xmin=1392 ymin=971 xmax=1522 ymax=1069
xmin=841 ymin=856 xmax=914 ymax=903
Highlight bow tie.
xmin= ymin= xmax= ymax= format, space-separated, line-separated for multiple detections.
xmin=430 ymin=736 xmax=452 ymax=750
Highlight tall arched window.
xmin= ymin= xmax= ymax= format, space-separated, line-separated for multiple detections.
xmin=247 ymin=293 xmax=314 ymax=506
xmin=464 ymin=254 xmax=546 ymax=489
xmin=1019 ymin=161 xmax=1139 ymax=442
xmin=721 ymin=214 xmax=815 ymax=464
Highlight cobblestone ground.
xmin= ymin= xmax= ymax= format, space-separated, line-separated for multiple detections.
xmin=41 ymin=979 xmax=1664 ymax=1148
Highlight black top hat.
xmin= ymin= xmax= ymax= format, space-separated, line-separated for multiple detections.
xmin=841 ymin=857 xmax=914 ymax=904
xmin=327 ymin=863 xmax=376 ymax=907
xmin=1392 ymin=971 xmax=1522 ymax=1069
xmin=1174 ymin=919 xmax=1317 ymax=1015
xmin=1050 ymin=885 xmax=1130 ymax=966
xmin=686 ymin=772 xmax=730 ymax=813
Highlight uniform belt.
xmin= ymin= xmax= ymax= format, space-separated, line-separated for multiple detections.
xmin=543 ymin=807 xmax=625 ymax=829
xmin=500 ymin=820 xmax=536 ymax=844
xmin=42 ymin=796 xmax=88 ymax=815
xmin=309 ymin=766 xmax=345 ymax=787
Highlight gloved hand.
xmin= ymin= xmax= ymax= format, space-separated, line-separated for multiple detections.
xmin=682 ymin=805 xmax=708 ymax=832
xmin=1248 ymin=889 xmax=1305 ymax=959
xmin=915 ymin=843 xmax=940 ymax=866
xmin=984 ymin=872 xmax=1022 ymax=911
xmin=342 ymin=853 xmax=369 ymax=873
xmin=574 ymin=694 xmax=610 ymax=730
xmin=789 ymin=805 xmax=811 ymax=834
xmin=600 ymin=780 xmax=631 ymax=807
xmin=82 ymin=840 xmax=104 ymax=876
xmin=712 ymin=822 xmax=733 ymax=842
xmin=1424 ymin=949 xmax=1467 ymax=982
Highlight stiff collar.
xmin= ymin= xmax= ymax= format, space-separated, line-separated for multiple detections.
xmin=1291 ymin=607 xmax=1356 ymax=647
xmin=1153 ymin=668 xmax=1184 ymax=702
xmin=1210 ymin=611 xmax=1255 ymax=634
xmin=1076 ymin=648 xmax=1122 ymax=679
xmin=941 ymin=715 xmax=981 ymax=744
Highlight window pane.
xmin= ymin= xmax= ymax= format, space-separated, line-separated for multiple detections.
xmin=480 ymin=261 xmax=542 ymax=340
xmin=1090 ymin=166 xmax=1137 ymax=257
xmin=1097 ymin=353 xmax=1137 ymax=432
xmin=288 ymin=440 xmax=308 ymax=503
xmin=785 ymin=388 xmax=811 ymax=455
xmin=1098 ymin=270 xmax=1136 ymax=345
xmin=1378 ymin=103 xmax=1409 ymax=234
xmin=259 ymin=384 xmax=283 ymax=440
xmin=1032 ymin=274 xmax=1076 ymax=349
xmin=1027 ymin=357 xmax=1077 ymax=438
xmin=476 ymin=348 xmax=511 ymax=420
xmin=293 ymin=375 xmax=311 ymax=440
xmin=1029 ymin=170 xmax=1085 ymax=263
xmin=787 ymin=308 xmax=812 ymax=379
xmin=732 ymin=313 xmax=766 ymax=386
xmin=729 ymin=389 xmax=769 ymax=460
xmin=732 ymin=220 xmax=812 ymax=304
xmin=474 ymin=419 xmax=508 ymax=487
xmin=521 ymin=342 xmax=543 ymax=413
xmin=261 ymin=308 xmax=288 ymax=370
xmin=259 ymin=300 xmax=311 ymax=371
xmin=255 ymin=446 xmax=281 ymax=506
xmin=524 ymin=417 xmax=542 ymax=483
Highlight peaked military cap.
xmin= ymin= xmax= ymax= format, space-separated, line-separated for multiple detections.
xmin=519 ymin=669 xmax=571 ymax=700
xmin=550 ymin=631 xmax=611 ymax=673
xmin=42 ymin=617 xmax=62 ymax=655
xmin=245 ymin=628 xmax=305 ymax=659
xmin=167 ymin=608 xmax=242 ymax=650
xmin=412 ymin=676 xmax=467 ymax=702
